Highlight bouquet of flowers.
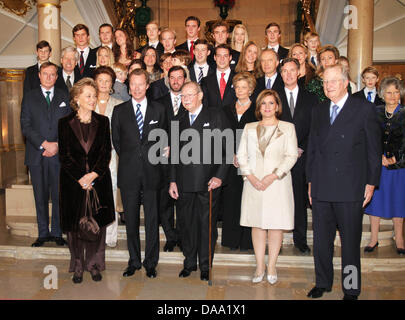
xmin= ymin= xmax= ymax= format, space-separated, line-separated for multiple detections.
xmin=213 ymin=0 xmax=236 ymax=8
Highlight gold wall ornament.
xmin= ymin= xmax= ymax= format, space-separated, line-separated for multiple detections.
xmin=0 ymin=0 xmax=37 ymax=17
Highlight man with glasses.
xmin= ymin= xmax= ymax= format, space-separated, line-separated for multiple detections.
xmin=169 ymin=81 xmax=229 ymax=281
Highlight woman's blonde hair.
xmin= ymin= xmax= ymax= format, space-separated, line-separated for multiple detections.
xmin=96 ymin=46 xmax=115 ymax=67
xmin=235 ymin=41 xmax=261 ymax=76
xmin=231 ymin=24 xmax=249 ymax=50
xmin=70 ymin=77 xmax=98 ymax=111
xmin=232 ymin=72 xmax=257 ymax=94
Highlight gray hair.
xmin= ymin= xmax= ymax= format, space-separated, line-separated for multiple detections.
xmin=181 ymin=81 xmax=202 ymax=94
xmin=324 ymin=64 xmax=349 ymax=82
xmin=379 ymin=76 xmax=405 ymax=101
xmin=61 ymin=46 xmax=79 ymax=61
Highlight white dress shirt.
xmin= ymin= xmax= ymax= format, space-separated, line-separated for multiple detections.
xmin=265 ymin=72 xmax=279 ymax=89
xmin=187 ymin=38 xmax=198 ymax=51
xmin=364 ymin=87 xmax=377 ymax=103
xmin=267 ymin=44 xmax=280 ymax=52
xmin=330 ymin=92 xmax=349 ymax=118
xmin=216 ymin=68 xmax=231 ymax=88
xmin=63 ymin=70 xmax=74 ymax=85
xmin=77 ymin=47 xmax=90 ymax=65
xmin=194 ymin=63 xmax=209 ymax=78
xmin=149 ymin=41 xmax=159 ymax=49
xmin=132 ymin=96 xmax=147 ymax=119
xmin=41 ymin=85 xmax=54 ymax=101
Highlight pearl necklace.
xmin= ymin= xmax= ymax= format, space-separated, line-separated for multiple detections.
xmin=385 ymin=106 xmax=395 ymax=119
xmin=237 ymin=99 xmax=251 ymax=107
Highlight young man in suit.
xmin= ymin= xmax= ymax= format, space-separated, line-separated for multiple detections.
xmin=20 ymin=62 xmax=72 ymax=247
xmin=156 ymin=66 xmax=187 ymax=252
xmin=201 ymin=44 xmax=236 ymax=109
xmin=169 ymin=81 xmax=230 ymax=281
xmin=306 ymin=64 xmax=381 ymax=300
xmin=73 ymin=24 xmax=97 ymax=79
xmin=97 ymin=23 xmax=114 ymax=50
xmin=188 ymin=39 xmax=215 ymax=84
xmin=265 ymin=22 xmax=289 ymax=60
xmin=55 ymin=46 xmax=80 ymax=94
xmin=112 ymin=69 xmax=168 ymax=279
xmin=23 ymin=40 xmax=52 ymax=95
xmin=175 ymin=16 xmax=201 ymax=61
xmin=208 ymin=21 xmax=239 ymax=69
xmin=253 ymin=48 xmax=284 ymax=101
xmin=352 ymin=66 xmax=384 ymax=106
xmin=279 ymin=58 xmax=319 ymax=254
xmin=161 ymin=28 xmax=177 ymax=54
xmin=136 ymin=21 xmax=164 ymax=56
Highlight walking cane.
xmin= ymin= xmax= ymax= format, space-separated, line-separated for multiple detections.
xmin=208 ymin=189 xmax=213 ymax=286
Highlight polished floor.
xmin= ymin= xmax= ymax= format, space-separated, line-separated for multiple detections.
xmin=0 ymin=190 xmax=404 ymax=300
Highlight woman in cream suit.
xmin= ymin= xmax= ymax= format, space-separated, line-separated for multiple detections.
xmin=93 ymin=66 xmax=123 ymax=247
xmin=237 ymin=89 xmax=298 ymax=284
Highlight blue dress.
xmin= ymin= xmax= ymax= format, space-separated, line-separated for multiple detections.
xmin=365 ymin=104 xmax=405 ymax=218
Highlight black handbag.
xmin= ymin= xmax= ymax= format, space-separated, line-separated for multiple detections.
xmin=78 ymin=188 xmax=103 ymax=242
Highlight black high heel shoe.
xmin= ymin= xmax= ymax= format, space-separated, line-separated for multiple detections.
xmin=396 ymin=245 xmax=405 ymax=255
xmin=364 ymin=242 xmax=379 ymax=252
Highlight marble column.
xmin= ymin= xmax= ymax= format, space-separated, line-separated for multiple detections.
xmin=0 ymin=69 xmax=28 ymax=187
xmin=37 ymin=0 xmax=61 ymax=66
xmin=347 ymin=0 xmax=374 ymax=90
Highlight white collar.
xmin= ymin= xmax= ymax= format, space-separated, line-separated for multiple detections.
xmin=284 ymin=85 xmax=299 ymax=96
xmin=189 ymin=104 xmax=203 ymax=117
xmin=268 ymin=44 xmax=280 ymax=52
xmin=330 ymin=92 xmax=349 ymax=109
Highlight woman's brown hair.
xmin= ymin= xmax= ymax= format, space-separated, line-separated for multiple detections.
xmin=255 ymin=89 xmax=282 ymax=120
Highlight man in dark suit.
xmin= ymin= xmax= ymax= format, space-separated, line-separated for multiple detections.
xmin=264 ymin=22 xmax=289 ymax=60
xmin=253 ymin=48 xmax=284 ymax=101
xmin=136 ymin=21 xmax=164 ymax=56
xmin=156 ymin=66 xmax=187 ymax=252
xmin=201 ymin=44 xmax=236 ymax=109
xmin=55 ymin=46 xmax=80 ymax=94
xmin=23 ymin=40 xmax=52 ymax=96
xmin=279 ymin=58 xmax=319 ymax=254
xmin=169 ymin=81 xmax=230 ymax=281
xmin=72 ymin=24 xmax=97 ymax=79
xmin=96 ymin=23 xmax=114 ymax=51
xmin=306 ymin=64 xmax=382 ymax=300
xmin=160 ymin=28 xmax=177 ymax=54
xmin=188 ymin=39 xmax=215 ymax=84
xmin=207 ymin=21 xmax=239 ymax=69
xmin=112 ymin=69 xmax=168 ymax=279
xmin=20 ymin=62 xmax=72 ymax=247
xmin=175 ymin=16 xmax=201 ymax=62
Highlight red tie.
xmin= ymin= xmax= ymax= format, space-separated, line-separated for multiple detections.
xmin=220 ymin=72 xmax=226 ymax=100
xmin=190 ymin=41 xmax=194 ymax=60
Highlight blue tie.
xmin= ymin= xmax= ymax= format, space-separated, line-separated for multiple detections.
xmin=135 ymin=103 xmax=144 ymax=138
xmin=190 ymin=114 xmax=197 ymax=125
xmin=266 ymin=78 xmax=271 ymax=89
xmin=367 ymin=91 xmax=372 ymax=102
xmin=330 ymin=105 xmax=339 ymax=124
xmin=311 ymin=56 xmax=316 ymax=66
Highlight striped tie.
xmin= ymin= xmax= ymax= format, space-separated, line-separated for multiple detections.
xmin=79 ymin=50 xmax=84 ymax=75
xmin=173 ymin=95 xmax=179 ymax=116
xmin=198 ymin=66 xmax=204 ymax=84
xmin=135 ymin=103 xmax=144 ymax=138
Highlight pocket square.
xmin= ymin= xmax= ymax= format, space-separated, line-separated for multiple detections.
xmin=203 ymin=122 xmax=210 ymax=127
xmin=59 ymin=102 xmax=67 ymax=107
xmin=149 ymin=120 xmax=158 ymax=124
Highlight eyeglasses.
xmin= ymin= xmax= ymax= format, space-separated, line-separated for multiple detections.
xmin=180 ymin=93 xmax=198 ymax=99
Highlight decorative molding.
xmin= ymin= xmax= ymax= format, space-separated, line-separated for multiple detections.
xmin=338 ymin=45 xmax=405 ymax=62
xmin=0 ymin=55 xmax=36 ymax=68
xmin=0 ymin=0 xmax=36 ymax=17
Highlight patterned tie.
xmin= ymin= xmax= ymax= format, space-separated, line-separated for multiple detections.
xmin=190 ymin=40 xmax=195 ymax=60
xmin=367 ymin=91 xmax=373 ymax=102
xmin=311 ymin=56 xmax=316 ymax=66
xmin=289 ymin=92 xmax=295 ymax=117
xmin=79 ymin=50 xmax=84 ymax=75
xmin=173 ymin=95 xmax=179 ymax=116
xmin=266 ymin=78 xmax=272 ymax=89
xmin=198 ymin=66 xmax=204 ymax=84
xmin=66 ymin=75 xmax=72 ymax=91
xmin=45 ymin=91 xmax=51 ymax=108
xmin=135 ymin=103 xmax=144 ymax=138
xmin=330 ymin=104 xmax=339 ymax=124
xmin=219 ymin=72 xmax=226 ymax=100
xmin=190 ymin=114 xmax=197 ymax=125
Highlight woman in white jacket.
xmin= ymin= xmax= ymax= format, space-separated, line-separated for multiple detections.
xmin=237 ymin=89 xmax=298 ymax=284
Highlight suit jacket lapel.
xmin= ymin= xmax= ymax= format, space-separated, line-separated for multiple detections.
xmin=86 ymin=113 xmax=99 ymax=153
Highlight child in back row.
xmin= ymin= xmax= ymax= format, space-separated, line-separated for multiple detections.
xmin=352 ymin=66 xmax=384 ymax=106
xmin=111 ymin=62 xmax=131 ymax=102
xmin=171 ymin=50 xmax=191 ymax=81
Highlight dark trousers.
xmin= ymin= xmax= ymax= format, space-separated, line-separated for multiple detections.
xmin=176 ymin=189 xmax=219 ymax=272
xmin=312 ymin=200 xmax=363 ymax=296
xmin=67 ymin=227 xmax=106 ymax=273
xmin=29 ymin=159 xmax=61 ymax=239
xmin=291 ymin=162 xmax=309 ymax=246
xmin=159 ymin=184 xmax=180 ymax=243
xmin=121 ymin=183 xmax=159 ymax=269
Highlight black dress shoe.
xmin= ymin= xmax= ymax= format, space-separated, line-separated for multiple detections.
xmin=179 ymin=267 xmax=197 ymax=278
xmin=163 ymin=241 xmax=176 ymax=252
xmin=200 ymin=271 xmax=209 ymax=281
xmin=72 ymin=272 xmax=83 ymax=284
xmin=343 ymin=294 xmax=358 ymax=300
xmin=177 ymin=240 xmax=183 ymax=251
xmin=123 ymin=265 xmax=141 ymax=277
xmin=396 ymin=247 xmax=405 ymax=255
xmin=90 ymin=269 xmax=102 ymax=282
xmin=295 ymin=243 xmax=311 ymax=254
xmin=364 ymin=242 xmax=379 ymax=253
xmin=31 ymin=237 xmax=49 ymax=247
xmin=307 ymin=286 xmax=332 ymax=298
xmin=145 ymin=267 xmax=157 ymax=278
xmin=54 ymin=237 xmax=67 ymax=246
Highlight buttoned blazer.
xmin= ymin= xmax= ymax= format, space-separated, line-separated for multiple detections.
xmin=200 ymin=69 xmax=236 ymax=109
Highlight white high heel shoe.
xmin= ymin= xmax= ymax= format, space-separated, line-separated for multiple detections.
xmin=267 ymin=273 xmax=278 ymax=285
xmin=252 ymin=272 xmax=265 ymax=283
